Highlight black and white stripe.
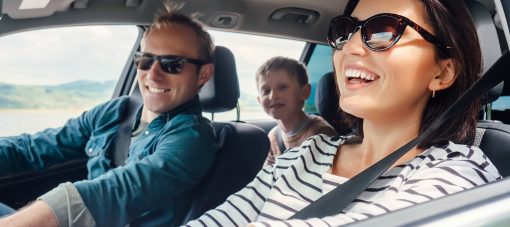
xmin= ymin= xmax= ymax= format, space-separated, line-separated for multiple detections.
xmin=184 ymin=134 xmax=501 ymax=227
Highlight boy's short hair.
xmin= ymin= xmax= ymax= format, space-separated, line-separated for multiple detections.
xmin=144 ymin=2 xmax=214 ymax=63
xmin=256 ymin=57 xmax=309 ymax=86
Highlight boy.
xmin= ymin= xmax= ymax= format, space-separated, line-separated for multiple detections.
xmin=256 ymin=56 xmax=337 ymax=165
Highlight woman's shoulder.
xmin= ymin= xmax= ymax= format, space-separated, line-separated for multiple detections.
xmin=418 ymin=141 xmax=501 ymax=178
xmin=424 ymin=141 xmax=487 ymax=161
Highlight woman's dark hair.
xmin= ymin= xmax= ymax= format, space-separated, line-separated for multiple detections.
xmin=338 ymin=0 xmax=482 ymax=148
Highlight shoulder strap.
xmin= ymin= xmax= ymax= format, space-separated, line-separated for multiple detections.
xmin=275 ymin=126 xmax=287 ymax=153
xmin=113 ymin=96 xmax=142 ymax=167
xmin=291 ymin=51 xmax=510 ymax=219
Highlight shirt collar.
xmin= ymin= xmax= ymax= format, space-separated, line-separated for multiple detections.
xmin=133 ymin=95 xmax=202 ymax=130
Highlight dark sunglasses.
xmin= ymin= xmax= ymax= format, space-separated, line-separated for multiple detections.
xmin=133 ymin=52 xmax=207 ymax=74
xmin=327 ymin=13 xmax=448 ymax=53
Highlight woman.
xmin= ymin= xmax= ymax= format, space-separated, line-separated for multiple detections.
xmin=184 ymin=0 xmax=502 ymax=226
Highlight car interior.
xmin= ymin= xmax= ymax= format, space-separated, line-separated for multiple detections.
xmin=0 ymin=0 xmax=509 ymax=225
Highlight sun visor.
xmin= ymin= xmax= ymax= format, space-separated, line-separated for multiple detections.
xmin=3 ymin=0 xmax=74 ymax=19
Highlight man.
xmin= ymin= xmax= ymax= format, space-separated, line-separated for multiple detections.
xmin=0 ymin=5 xmax=218 ymax=227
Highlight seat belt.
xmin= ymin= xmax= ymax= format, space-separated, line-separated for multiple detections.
xmin=112 ymin=95 xmax=142 ymax=166
xmin=274 ymin=126 xmax=287 ymax=153
xmin=291 ymin=51 xmax=510 ymax=219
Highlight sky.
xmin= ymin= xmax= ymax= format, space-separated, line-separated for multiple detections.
xmin=0 ymin=25 xmax=305 ymax=97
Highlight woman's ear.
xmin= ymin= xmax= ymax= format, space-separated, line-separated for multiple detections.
xmin=428 ymin=58 xmax=456 ymax=92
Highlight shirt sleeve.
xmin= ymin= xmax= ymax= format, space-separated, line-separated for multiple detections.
xmin=249 ymin=148 xmax=502 ymax=226
xmin=74 ymin=116 xmax=218 ymax=227
xmin=183 ymin=164 xmax=277 ymax=227
xmin=0 ymin=108 xmax=97 ymax=175
xmin=38 ymin=182 xmax=95 ymax=227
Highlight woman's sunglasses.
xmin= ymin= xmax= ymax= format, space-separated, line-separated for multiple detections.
xmin=133 ymin=52 xmax=207 ymax=74
xmin=327 ymin=13 xmax=448 ymax=53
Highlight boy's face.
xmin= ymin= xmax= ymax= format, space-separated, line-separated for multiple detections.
xmin=257 ymin=69 xmax=311 ymax=120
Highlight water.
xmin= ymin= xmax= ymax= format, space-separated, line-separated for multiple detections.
xmin=0 ymin=109 xmax=85 ymax=137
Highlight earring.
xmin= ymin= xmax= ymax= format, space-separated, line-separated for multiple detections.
xmin=432 ymin=90 xmax=436 ymax=98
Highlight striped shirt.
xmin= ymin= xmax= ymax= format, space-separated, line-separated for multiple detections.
xmin=184 ymin=134 xmax=502 ymax=227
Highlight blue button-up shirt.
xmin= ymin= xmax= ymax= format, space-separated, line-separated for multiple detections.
xmin=0 ymin=96 xmax=218 ymax=226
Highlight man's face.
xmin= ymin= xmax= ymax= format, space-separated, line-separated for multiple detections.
xmin=137 ymin=24 xmax=212 ymax=122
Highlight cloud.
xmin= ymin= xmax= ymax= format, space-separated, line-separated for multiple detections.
xmin=0 ymin=25 xmax=138 ymax=85
xmin=0 ymin=26 xmax=306 ymax=96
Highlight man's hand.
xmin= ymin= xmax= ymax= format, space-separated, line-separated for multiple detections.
xmin=0 ymin=201 xmax=58 ymax=227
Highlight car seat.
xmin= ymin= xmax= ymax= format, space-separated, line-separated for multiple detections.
xmin=179 ymin=46 xmax=270 ymax=223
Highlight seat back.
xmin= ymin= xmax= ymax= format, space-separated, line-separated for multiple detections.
xmin=476 ymin=122 xmax=510 ymax=177
xmin=181 ymin=46 xmax=269 ymax=223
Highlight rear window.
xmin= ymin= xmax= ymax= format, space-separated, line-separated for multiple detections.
xmin=208 ymin=30 xmax=306 ymax=121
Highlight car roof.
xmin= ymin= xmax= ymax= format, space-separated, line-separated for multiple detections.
xmin=0 ymin=0 xmax=498 ymax=44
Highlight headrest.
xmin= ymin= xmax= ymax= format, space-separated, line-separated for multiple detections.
xmin=315 ymin=72 xmax=351 ymax=135
xmin=315 ymin=72 xmax=339 ymax=120
xmin=199 ymin=46 xmax=240 ymax=113
xmin=468 ymin=0 xmax=504 ymax=104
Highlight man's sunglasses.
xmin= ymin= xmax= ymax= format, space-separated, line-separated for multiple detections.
xmin=327 ymin=13 xmax=448 ymax=53
xmin=133 ymin=52 xmax=207 ymax=74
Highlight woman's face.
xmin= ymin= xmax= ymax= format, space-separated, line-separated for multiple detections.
xmin=334 ymin=0 xmax=448 ymax=122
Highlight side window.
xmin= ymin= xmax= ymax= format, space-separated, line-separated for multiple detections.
xmin=491 ymin=96 xmax=510 ymax=123
xmin=304 ymin=44 xmax=334 ymax=113
xmin=0 ymin=26 xmax=139 ymax=136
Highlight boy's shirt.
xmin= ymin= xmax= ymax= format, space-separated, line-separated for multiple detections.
xmin=265 ymin=114 xmax=337 ymax=165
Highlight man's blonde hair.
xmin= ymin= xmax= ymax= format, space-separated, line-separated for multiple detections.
xmin=144 ymin=2 xmax=214 ymax=63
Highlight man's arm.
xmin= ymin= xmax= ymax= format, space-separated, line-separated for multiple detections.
xmin=73 ymin=116 xmax=218 ymax=226
xmin=0 ymin=97 xmax=129 ymax=176
xmin=0 ymin=201 xmax=58 ymax=227
xmin=0 ymin=109 xmax=100 ymax=176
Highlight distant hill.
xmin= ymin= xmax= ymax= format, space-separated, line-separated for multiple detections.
xmin=0 ymin=80 xmax=116 ymax=109
xmin=0 ymin=80 xmax=319 ymax=113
